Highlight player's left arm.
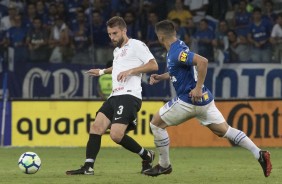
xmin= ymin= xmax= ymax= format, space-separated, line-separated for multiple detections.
xmin=189 ymin=54 xmax=208 ymax=103
xmin=117 ymin=59 xmax=158 ymax=82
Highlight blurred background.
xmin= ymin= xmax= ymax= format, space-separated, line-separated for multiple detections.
xmin=0 ymin=0 xmax=281 ymax=100
xmin=0 ymin=0 xmax=282 ymax=148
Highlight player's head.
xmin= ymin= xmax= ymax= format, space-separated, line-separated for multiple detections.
xmin=106 ymin=16 xmax=127 ymax=48
xmin=155 ymin=20 xmax=176 ymax=45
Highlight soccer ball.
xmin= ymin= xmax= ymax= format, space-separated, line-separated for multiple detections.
xmin=18 ymin=152 xmax=41 ymax=174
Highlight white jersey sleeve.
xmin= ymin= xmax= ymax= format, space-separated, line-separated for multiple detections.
xmin=134 ymin=40 xmax=155 ymax=64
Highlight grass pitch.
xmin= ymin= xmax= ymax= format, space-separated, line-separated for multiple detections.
xmin=0 ymin=147 xmax=280 ymax=184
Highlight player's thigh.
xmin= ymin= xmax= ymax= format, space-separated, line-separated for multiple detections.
xmin=196 ymin=101 xmax=227 ymax=136
xmin=160 ymin=97 xmax=196 ymax=126
xmin=196 ymin=100 xmax=225 ymax=125
xmin=90 ymin=100 xmax=113 ymax=134
xmin=91 ymin=112 xmax=111 ymax=134
xmin=111 ymin=95 xmax=141 ymax=126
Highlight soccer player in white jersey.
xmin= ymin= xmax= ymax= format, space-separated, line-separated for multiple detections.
xmin=66 ymin=16 xmax=158 ymax=175
xmin=143 ymin=20 xmax=272 ymax=177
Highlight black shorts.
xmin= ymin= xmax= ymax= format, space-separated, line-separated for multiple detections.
xmin=98 ymin=95 xmax=142 ymax=131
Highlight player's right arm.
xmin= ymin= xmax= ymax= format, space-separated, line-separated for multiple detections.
xmin=86 ymin=67 xmax=113 ymax=76
xmin=149 ymin=72 xmax=170 ymax=85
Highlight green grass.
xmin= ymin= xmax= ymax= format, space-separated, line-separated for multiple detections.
xmin=0 ymin=147 xmax=280 ymax=184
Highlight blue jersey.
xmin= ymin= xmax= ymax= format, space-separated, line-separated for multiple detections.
xmin=167 ymin=40 xmax=213 ymax=106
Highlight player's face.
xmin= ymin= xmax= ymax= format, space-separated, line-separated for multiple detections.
xmin=107 ymin=26 xmax=126 ymax=47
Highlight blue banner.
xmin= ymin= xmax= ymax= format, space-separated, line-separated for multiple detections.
xmin=1 ymin=63 xmax=282 ymax=99
xmin=5 ymin=62 xmax=171 ymax=99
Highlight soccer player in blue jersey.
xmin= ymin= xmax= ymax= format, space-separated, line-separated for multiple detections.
xmin=143 ymin=20 xmax=272 ymax=177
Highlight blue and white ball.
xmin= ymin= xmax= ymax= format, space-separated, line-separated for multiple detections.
xmin=18 ymin=152 xmax=41 ymax=174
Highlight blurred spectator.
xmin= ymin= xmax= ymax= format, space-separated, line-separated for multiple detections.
xmin=43 ymin=3 xmax=57 ymax=30
xmin=0 ymin=4 xmax=18 ymax=31
xmin=0 ymin=0 xmax=24 ymax=13
xmin=225 ymin=1 xmax=239 ymax=28
xmin=207 ymin=0 xmax=231 ymax=20
xmin=262 ymin=0 xmax=277 ymax=26
xmin=248 ymin=7 xmax=273 ymax=62
xmin=123 ymin=10 xmax=141 ymax=39
xmin=35 ymin=0 xmax=48 ymax=21
xmin=212 ymin=20 xmax=229 ymax=50
xmin=57 ymin=2 xmax=67 ymax=18
xmin=111 ymin=0 xmax=140 ymax=16
xmin=49 ymin=14 xmax=71 ymax=63
xmin=0 ymin=3 xmax=8 ymax=20
xmin=139 ymin=0 xmax=170 ymax=34
xmin=97 ymin=0 xmax=112 ymax=20
xmin=22 ymin=3 xmax=37 ymax=31
xmin=193 ymin=19 xmax=215 ymax=62
xmin=184 ymin=0 xmax=209 ymax=23
xmin=145 ymin=11 xmax=160 ymax=47
xmin=167 ymin=0 xmax=193 ymax=28
xmin=227 ymin=29 xmax=251 ymax=62
xmin=172 ymin=18 xmax=190 ymax=45
xmin=97 ymin=60 xmax=113 ymax=100
xmin=70 ymin=11 xmax=91 ymax=65
xmin=270 ymin=12 xmax=282 ymax=62
xmin=90 ymin=10 xmax=113 ymax=64
xmin=64 ymin=0 xmax=82 ymax=22
xmin=212 ymin=20 xmax=229 ymax=63
xmin=6 ymin=14 xmax=29 ymax=63
xmin=272 ymin=0 xmax=282 ymax=13
xmin=26 ymin=17 xmax=49 ymax=63
xmin=145 ymin=10 xmax=165 ymax=61
xmin=233 ymin=0 xmax=252 ymax=37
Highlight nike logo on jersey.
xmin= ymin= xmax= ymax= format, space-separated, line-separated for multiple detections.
xmin=114 ymin=117 xmax=122 ymax=120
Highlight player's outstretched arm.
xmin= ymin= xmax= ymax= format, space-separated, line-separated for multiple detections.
xmin=149 ymin=72 xmax=170 ymax=85
xmin=86 ymin=67 xmax=113 ymax=77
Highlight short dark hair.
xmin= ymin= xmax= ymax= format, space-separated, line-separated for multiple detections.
xmin=155 ymin=20 xmax=176 ymax=35
xmin=106 ymin=16 xmax=127 ymax=29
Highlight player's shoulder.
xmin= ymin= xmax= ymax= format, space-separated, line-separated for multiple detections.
xmin=129 ymin=39 xmax=147 ymax=48
xmin=170 ymin=40 xmax=189 ymax=54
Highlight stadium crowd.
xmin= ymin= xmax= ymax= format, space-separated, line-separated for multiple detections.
xmin=0 ymin=0 xmax=282 ymax=66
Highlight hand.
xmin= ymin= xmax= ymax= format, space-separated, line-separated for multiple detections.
xmin=117 ymin=69 xmax=132 ymax=82
xmin=85 ymin=69 xmax=100 ymax=76
xmin=149 ymin=74 xmax=160 ymax=85
xmin=189 ymin=87 xmax=202 ymax=104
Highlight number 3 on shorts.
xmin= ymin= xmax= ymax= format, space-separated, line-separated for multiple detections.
xmin=117 ymin=105 xmax=124 ymax=115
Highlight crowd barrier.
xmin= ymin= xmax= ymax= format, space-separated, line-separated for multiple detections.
xmin=0 ymin=99 xmax=281 ymax=147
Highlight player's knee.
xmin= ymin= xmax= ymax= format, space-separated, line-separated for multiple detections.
xmin=110 ymin=131 xmax=124 ymax=143
xmin=90 ymin=122 xmax=105 ymax=135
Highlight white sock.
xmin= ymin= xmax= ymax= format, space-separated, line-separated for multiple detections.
xmin=85 ymin=158 xmax=94 ymax=163
xmin=150 ymin=122 xmax=170 ymax=168
xmin=224 ymin=126 xmax=260 ymax=159
xmin=138 ymin=148 xmax=145 ymax=155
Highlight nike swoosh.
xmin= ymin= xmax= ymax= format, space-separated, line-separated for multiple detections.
xmin=114 ymin=117 xmax=122 ymax=120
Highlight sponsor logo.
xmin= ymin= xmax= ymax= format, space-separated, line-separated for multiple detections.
xmin=227 ymin=103 xmax=281 ymax=139
xmin=178 ymin=51 xmax=188 ymax=62
xmin=12 ymin=101 xmax=164 ymax=147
